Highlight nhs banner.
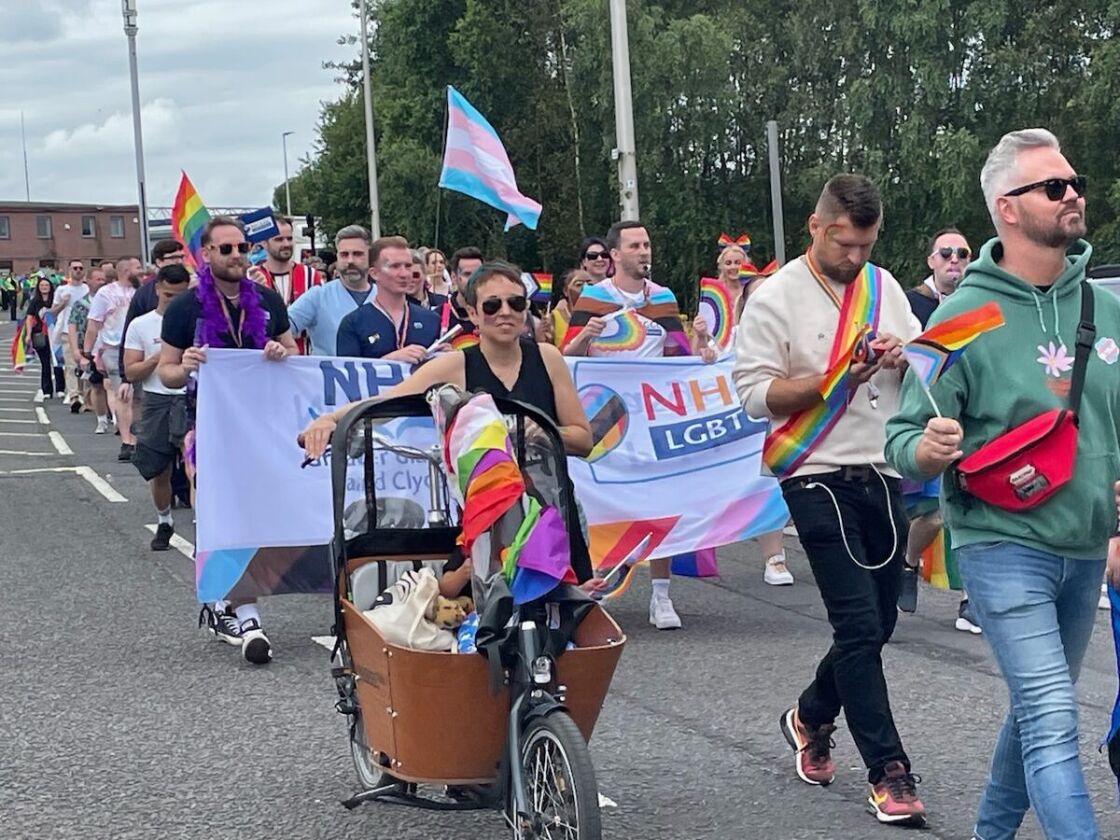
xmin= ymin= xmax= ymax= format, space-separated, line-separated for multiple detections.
xmin=193 ymin=350 xmax=787 ymax=603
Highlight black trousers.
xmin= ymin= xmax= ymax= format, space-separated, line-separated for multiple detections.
xmin=782 ymin=467 xmax=910 ymax=783
xmin=32 ymin=343 xmax=54 ymax=396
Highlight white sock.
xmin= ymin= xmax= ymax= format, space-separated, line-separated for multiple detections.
xmin=234 ymin=604 xmax=261 ymax=626
xmin=651 ymin=579 xmax=670 ymax=600
xmin=157 ymin=508 xmax=172 ymax=525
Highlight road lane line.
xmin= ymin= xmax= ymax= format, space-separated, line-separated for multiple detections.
xmin=0 ymin=389 xmax=36 ymax=395
xmin=143 ymin=524 xmax=195 ymax=559
xmin=0 ymin=432 xmax=48 ymax=437
xmin=0 ymin=407 xmax=34 ymax=413
xmin=0 ymin=449 xmax=53 ymax=456
xmin=48 ymin=431 xmax=73 ymax=455
xmin=0 ymin=397 xmax=32 ymax=403
xmin=32 ymin=392 xmax=43 ymax=404
xmin=0 ymin=466 xmax=78 ymax=475
xmin=75 ymin=466 xmax=127 ymax=502
xmin=0 ymin=419 xmax=38 ymax=424
xmin=35 ymin=408 xmax=49 ymax=424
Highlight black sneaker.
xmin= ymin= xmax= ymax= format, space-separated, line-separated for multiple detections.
xmin=69 ymin=401 xmax=81 ymax=414
xmin=199 ymin=604 xmax=242 ymax=646
xmin=117 ymin=443 xmax=134 ymax=462
xmin=897 ymin=564 xmax=919 ymax=613
xmin=955 ymin=598 xmax=982 ymax=635
xmin=240 ymin=619 xmax=273 ymax=665
xmin=150 ymin=522 xmax=174 ymax=551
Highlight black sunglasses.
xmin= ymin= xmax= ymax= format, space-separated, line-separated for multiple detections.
xmin=583 ymin=250 xmax=609 ymax=261
xmin=1004 ymin=175 xmax=1087 ymax=202
xmin=933 ymin=246 xmax=971 ymax=261
xmin=69 ymin=265 xmax=84 ymax=271
xmin=480 ymin=294 xmax=528 ymax=316
xmin=216 ymin=242 xmax=251 ymax=255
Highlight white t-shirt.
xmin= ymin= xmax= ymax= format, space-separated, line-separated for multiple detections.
xmin=587 ymin=279 xmax=670 ymax=358
xmin=52 ymin=282 xmax=89 ymax=344
xmin=123 ymin=310 xmax=184 ymax=395
xmin=87 ymin=282 xmax=135 ymax=348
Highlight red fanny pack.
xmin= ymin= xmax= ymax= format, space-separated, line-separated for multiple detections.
xmin=953 ymin=281 xmax=1095 ymax=512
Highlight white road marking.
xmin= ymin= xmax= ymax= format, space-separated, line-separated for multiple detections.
xmin=0 ymin=397 xmax=31 ymax=403
xmin=598 ymin=794 xmax=618 ymax=809
xmin=312 ymin=635 xmax=336 ymax=652
xmin=32 ymin=391 xmax=43 ymax=404
xmin=0 ymin=432 xmax=47 ymax=437
xmin=48 ymin=431 xmax=73 ymax=455
xmin=0 ymin=389 xmax=35 ymax=395
xmin=0 ymin=407 xmax=34 ymax=413
xmin=75 ymin=466 xmax=127 ymax=502
xmin=0 ymin=418 xmax=38 ymax=424
xmin=0 ymin=449 xmax=53 ymax=456
xmin=143 ymin=524 xmax=195 ymax=559
xmin=35 ymin=408 xmax=49 ymax=424
xmin=0 ymin=466 xmax=77 ymax=475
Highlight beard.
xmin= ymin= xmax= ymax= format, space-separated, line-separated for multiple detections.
xmin=819 ymin=258 xmax=861 ymax=285
xmin=212 ymin=261 xmax=247 ymax=283
xmin=269 ymin=245 xmax=293 ymax=262
xmin=1020 ymin=206 xmax=1087 ymax=249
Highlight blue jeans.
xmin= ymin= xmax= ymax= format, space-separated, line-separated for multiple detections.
xmin=956 ymin=542 xmax=1104 ymax=840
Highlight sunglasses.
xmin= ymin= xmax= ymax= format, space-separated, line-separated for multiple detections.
xmin=583 ymin=250 xmax=609 ymax=261
xmin=480 ymin=294 xmax=528 ymax=316
xmin=215 ymin=242 xmax=251 ymax=255
xmin=1004 ymin=175 xmax=1087 ymax=202
xmin=69 ymin=266 xmax=84 ymax=272
xmin=933 ymin=246 xmax=971 ymax=261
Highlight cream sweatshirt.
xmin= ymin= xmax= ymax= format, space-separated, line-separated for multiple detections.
xmin=732 ymin=256 xmax=921 ymax=479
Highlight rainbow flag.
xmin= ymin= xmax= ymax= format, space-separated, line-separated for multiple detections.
xmin=698 ymin=277 xmax=734 ymax=350
xmin=449 ymin=332 xmax=480 ymax=351
xmin=920 ymin=527 xmax=961 ymax=590
xmin=763 ymin=263 xmax=882 ymax=477
xmin=531 ymin=272 xmax=552 ymax=302
xmin=9 ymin=319 xmax=28 ymax=371
xmin=904 ymin=302 xmax=1005 ymax=390
xmin=171 ymin=171 xmax=211 ymax=268
xmin=591 ymin=309 xmax=645 ymax=352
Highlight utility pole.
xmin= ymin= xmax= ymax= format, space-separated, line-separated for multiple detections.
xmin=608 ymin=0 xmax=639 ymax=220
xmin=359 ymin=0 xmax=382 ymax=238
xmin=19 ymin=111 xmax=30 ymax=201
xmin=282 ymin=131 xmax=294 ymax=218
xmin=766 ymin=120 xmax=786 ymax=266
xmin=121 ymin=0 xmax=150 ymax=258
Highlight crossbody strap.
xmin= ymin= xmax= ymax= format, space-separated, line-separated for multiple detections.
xmin=1069 ymin=279 xmax=1096 ymax=415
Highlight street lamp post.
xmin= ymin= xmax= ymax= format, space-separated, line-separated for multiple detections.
xmin=121 ymin=0 xmax=150 ymax=258
xmin=282 ymin=131 xmax=294 ymax=218
xmin=608 ymin=0 xmax=639 ymax=221
xmin=359 ymin=0 xmax=381 ymax=238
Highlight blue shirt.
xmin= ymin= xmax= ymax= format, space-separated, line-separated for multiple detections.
xmin=286 ymin=279 xmax=377 ymax=356
xmin=336 ymin=300 xmax=441 ymax=359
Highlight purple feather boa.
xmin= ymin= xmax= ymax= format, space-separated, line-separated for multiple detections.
xmin=193 ymin=263 xmax=268 ymax=349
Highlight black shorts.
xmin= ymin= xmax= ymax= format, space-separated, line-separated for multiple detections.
xmin=87 ymin=367 xmax=104 ymax=386
xmin=132 ymin=391 xmax=188 ymax=480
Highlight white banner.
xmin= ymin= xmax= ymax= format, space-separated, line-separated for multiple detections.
xmin=193 ymin=349 xmax=787 ymax=602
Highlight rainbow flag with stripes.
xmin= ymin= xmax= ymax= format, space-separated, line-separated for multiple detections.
xmin=763 ymin=263 xmax=882 ymax=477
xmin=904 ymin=302 xmax=1005 ymax=390
xmin=171 ymin=171 xmax=211 ymax=268
xmin=698 ymin=277 xmax=734 ymax=350
xmin=531 ymin=272 xmax=552 ymax=302
xmin=9 ymin=319 xmax=28 ymax=371
xmin=920 ymin=527 xmax=961 ymax=590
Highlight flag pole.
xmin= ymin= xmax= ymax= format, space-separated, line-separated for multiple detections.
xmin=434 ymin=90 xmax=449 ymax=248
xmin=919 ymin=380 xmax=943 ymax=418
xmin=359 ymin=0 xmax=381 ymax=238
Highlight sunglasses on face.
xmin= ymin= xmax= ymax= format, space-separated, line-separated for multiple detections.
xmin=1004 ymin=175 xmax=1087 ymax=202
xmin=933 ymin=246 xmax=971 ymax=260
xmin=480 ymin=294 xmax=528 ymax=316
xmin=215 ymin=242 xmax=251 ymax=255
xmin=583 ymin=250 xmax=609 ymax=261
xmin=70 ymin=266 xmax=84 ymax=272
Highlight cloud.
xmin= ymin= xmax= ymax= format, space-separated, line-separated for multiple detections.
xmin=41 ymin=98 xmax=180 ymax=157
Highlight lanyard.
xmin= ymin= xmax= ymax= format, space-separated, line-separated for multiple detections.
xmin=219 ymin=295 xmax=246 ymax=348
xmin=373 ymin=299 xmax=408 ymax=348
xmin=803 ymin=250 xmax=843 ymax=311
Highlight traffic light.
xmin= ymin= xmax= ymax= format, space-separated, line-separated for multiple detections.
xmin=302 ymin=214 xmax=316 ymax=252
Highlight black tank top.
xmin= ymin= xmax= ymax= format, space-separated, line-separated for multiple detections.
xmin=463 ymin=339 xmax=558 ymax=422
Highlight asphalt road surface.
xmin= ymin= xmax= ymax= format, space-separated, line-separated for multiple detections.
xmin=2 ymin=318 xmax=1118 ymax=840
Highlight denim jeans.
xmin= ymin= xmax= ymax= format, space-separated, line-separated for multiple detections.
xmin=956 ymin=542 xmax=1104 ymax=840
xmin=782 ymin=468 xmax=910 ymax=783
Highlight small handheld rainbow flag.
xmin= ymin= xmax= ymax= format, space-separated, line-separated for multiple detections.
xmin=591 ymin=308 xmax=646 ymax=352
xmin=698 ymin=277 xmax=734 ymax=350
xmin=531 ymin=272 xmax=552 ymax=302
xmin=9 ymin=319 xmax=28 ymax=371
xmin=171 ymin=171 xmax=211 ymax=268
xmin=904 ymin=303 xmax=1004 ymax=411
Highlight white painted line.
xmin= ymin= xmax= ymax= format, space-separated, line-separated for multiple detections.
xmin=312 ymin=635 xmax=336 ymax=652
xmin=0 ymin=466 xmax=78 ymax=475
xmin=0 ymin=389 xmax=36 ymax=395
xmin=0 ymin=432 xmax=47 ymax=437
xmin=0 ymin=449 xmax=53 ymax=457
xmin=75 ymin=466 xmax=127 ymax=502
xmin=0 ymin=397 xmax=31 ymax=403
xmin=598 ymin=794 xmax=618 ymax=809
xmin=143 ymin=524 xmax=195 ymax=559
xmin=35 ymin=408 xmax=49 ymax=425
xmin=0 ymin=418 xmax=38 ymax=424
xmin=48 ymin=431 xmax=73 ymax=455
xmin=0 ymin=407 xmax=34 ymax=413
xmin=32 ymin=391 xmax=43 ymax=404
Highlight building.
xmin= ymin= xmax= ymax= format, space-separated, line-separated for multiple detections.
xmin=0 ymin=201 xmax=144 ymax=275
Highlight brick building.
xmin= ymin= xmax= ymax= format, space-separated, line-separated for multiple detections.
xmin=0 ymin=201 xmax=144 ymax=275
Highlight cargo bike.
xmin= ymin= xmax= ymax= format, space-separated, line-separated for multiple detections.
xmin=324 ymin=385 xmax=625 ymax=839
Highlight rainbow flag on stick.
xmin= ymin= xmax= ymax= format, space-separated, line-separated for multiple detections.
xmin=171 ymin=172 xmax=211 ymax=268
xmin=698 ymin=277 xmax=734 ymax=350
xmin=904 ymin=302 xmax=1005 ymax=415
xmin=9 ymin=319 xmax=28 ymax=371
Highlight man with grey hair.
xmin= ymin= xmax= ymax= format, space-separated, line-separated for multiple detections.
xmin=286 ymin=224 xmax=377 ymax=356
xmin=887 ymin=128 xmax=1118 ymax=838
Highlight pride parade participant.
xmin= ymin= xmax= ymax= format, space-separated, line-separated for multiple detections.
xmin=887 ymin=128 xmax=1117 ymax=840
xmin=733 ymin=175 xmax=925 ymax=826
xmin=158 ymin=216 xmax=297 ymax=665
xmin=563 ymin=220 xmax=715 ymax=631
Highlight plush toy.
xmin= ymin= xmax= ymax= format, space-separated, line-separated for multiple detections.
xmin=427 ymin=595 xmax=475 ymax=630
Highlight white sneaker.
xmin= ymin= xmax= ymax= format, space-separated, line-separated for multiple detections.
xmin=94 ymin=418 xmax=109 ymax=434
xmin=782 ymin=523 xmax=799 ymax=537
xmin=240 ymin=619 xmax=273 ymax=664
xmin=764 ymin=556 xmax=795 ymax=586
xmin=649 ymin=595 xmax=682 ymax=630
xmin=1100 ymin=583 xmax=1110 ymax=611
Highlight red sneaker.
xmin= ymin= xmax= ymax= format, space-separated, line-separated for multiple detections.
xmin=868 ymin=761 xmax=925 ymax=826
xmin=779 ymin=707 xmax=836 ymax=785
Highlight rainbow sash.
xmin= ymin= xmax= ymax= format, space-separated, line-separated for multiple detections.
xmin=762 ymin=261 xmax=882 ymax=477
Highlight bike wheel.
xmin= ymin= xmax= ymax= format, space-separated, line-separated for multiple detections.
xmin=349 ymin=709 xmax=391 ymax=790
xmin=516 ymin=712 xmax=601 ymax=840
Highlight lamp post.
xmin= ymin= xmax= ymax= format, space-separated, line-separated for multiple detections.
xmin=359 ymin=0 xmax=381 ymax=238
xmin=608 ymin=0 xmax=639 ymax=220
xmin=121 ymin=0 xmax=150 ymax=257
xmin=282 ymin=131 xmax=294 ymax=218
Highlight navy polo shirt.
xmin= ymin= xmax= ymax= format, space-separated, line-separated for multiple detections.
xmin=335 ymin=300 xmax=441 ymax=359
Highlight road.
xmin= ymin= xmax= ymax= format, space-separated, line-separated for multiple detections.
xmin=2 ymin=317 xmax=1118 ymax=840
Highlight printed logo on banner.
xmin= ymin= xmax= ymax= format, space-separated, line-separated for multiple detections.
xmin=578 ymin=383 xmax=630 ymax=462
xmin=239 ymin=207 xmax=281 ymax=244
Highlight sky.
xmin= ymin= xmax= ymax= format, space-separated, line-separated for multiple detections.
xmin=0 ymin=0 xmax=357 ymax=211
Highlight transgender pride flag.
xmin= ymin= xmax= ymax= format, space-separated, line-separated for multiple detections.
xmin=439 ymin=86 xmax=542 ymax=230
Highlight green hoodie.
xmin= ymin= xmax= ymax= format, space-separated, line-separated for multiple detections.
xmin=886 ymin=237 xmax=1120 ymax=559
